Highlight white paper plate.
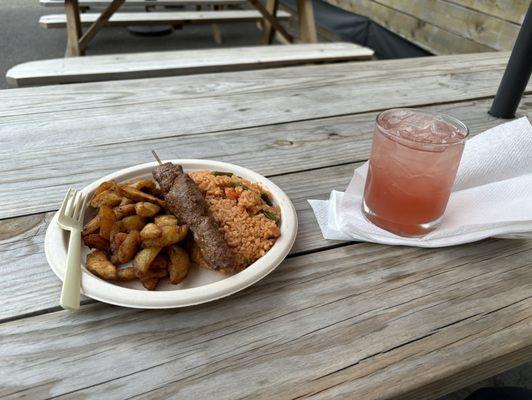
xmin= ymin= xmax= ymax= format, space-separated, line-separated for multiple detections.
xmin=44 ymin=159 xmax=298 ymax=309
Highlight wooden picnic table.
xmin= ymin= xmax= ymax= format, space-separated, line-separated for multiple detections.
xmin=1 ymin=51 xmax=532 ymax=399
xmin=62 ymin=0 xmax=316 ymax=56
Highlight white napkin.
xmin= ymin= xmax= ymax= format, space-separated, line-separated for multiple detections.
xmin=309 ymin=117 xmax=532 ymax=247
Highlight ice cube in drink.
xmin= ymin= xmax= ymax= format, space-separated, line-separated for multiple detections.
xmin=362 ymin=109 xmax=468 ymax=237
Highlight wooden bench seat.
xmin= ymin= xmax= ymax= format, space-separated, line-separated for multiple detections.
xmin=39 ymin=10 xmax=290 ymax=28
xmin=6 ymin=43 xmax=374 ymax=87
xmin=41 ymin=0 xmax=247 ymax=7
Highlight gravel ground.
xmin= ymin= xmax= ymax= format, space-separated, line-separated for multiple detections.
xmin=0 ymin=1 xmax=531 ymax=399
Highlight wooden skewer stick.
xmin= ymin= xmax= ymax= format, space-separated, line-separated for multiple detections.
xmin=152 ymin=150 xmax=162 ymax=165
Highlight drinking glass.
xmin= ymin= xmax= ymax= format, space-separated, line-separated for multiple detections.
xmin=362 ymin=108 xmax=468 ymax=237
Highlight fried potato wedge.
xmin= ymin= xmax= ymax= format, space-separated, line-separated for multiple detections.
xmin=111 ymin=231 xmax=128 ymax=257
xmin=141 ymin=225 xmax=188 ymax=248
xmin=116 ymin=267 xmax=137 ymax=282
xmin=154 ymin=214 xmax=178 ymax=227
xmin=119 ymin=197 xmax=135 ymax=206
xmin=90 ymin=189 xmax=122 ymax=208
xmin=139 ymin=259 xmax=168 ymax=289
xmin=86 ymin=250 xmax=117 ymax=280
xmin=122 ymin=215 xmax=146 ymax=232
xmin=113 ymin=203 xmax=136 ymax=220
xmin=116 ymin=231 xmax=140 ymax=264
xmin=123 ymin=179 xmax=157 ymax=193
xmin=82 ymin=233 xmax=110 ymax=252
xmin=139 ymin=277 xmax=159 ymax=291
xmin=109 ymin=220 xmax=125 ymax=245
xmin=120 ymin=186 xmax=165 ymax=207
xmin=133 ymin=247 xmax=162 ymax=276
xmin=82 ymin=215 xmax=100 ymax=236
xmin=150 ymin=253 xmax=168 ymax=270
xmin=99 ymin=205 xmax=117 ymax=240
xmin=82 ymin=177 xmax=200 ymax=290
xmin=144 ymin=269 xmax=168 ymax=279
xmin=135 ymin=202 xmax=161 ymax=217
xmin=168 ymin=246 xmax=191 ymax=284
xmin=140 ymin=223 xmax=162 ymax=240
xmin=123 ymin=179 xmax=163 ymax=197
xmin=93 ymin=181 xmax=115 ymax=197
xmin=190 ymin=241 xmax=210 ymax=269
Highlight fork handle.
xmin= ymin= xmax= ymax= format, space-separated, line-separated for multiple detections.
xmin=60 ymin=229 xmax=82 ymax=311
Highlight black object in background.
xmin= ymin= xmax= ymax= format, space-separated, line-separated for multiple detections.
xmin=281 ymin=0 xmax=431 ymax=59
xmin=489 ymin=4 xmax=532 ymax=119
xmin=128 ymin=25 xmax=174 ymax=36
xmin=465 ymin=387 xmax=532 ymax=400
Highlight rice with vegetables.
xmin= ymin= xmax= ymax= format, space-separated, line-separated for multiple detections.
xmin=189 ymin=171 xmax=281 ymax=270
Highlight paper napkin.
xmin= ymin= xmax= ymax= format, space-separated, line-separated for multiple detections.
xmin=309 ymin=117 xmax=532 ymax=247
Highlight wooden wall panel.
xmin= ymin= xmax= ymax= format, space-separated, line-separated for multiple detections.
xmin=323 ymin=0 xmax=527 ymax=54
xmin=445 ymin=0 xmax=529 ymax=24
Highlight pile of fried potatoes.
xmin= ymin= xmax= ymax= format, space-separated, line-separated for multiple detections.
xmin=82 ymin=179 xmax=191 ymax=290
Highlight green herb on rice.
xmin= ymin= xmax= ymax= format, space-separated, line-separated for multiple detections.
xmin=227 ymin=181 xmax=250 ymax=190
xmin=261 ymin=192 xmax=273 ymax=206
xmin=212 ymin=171 xmax=233 ymax=177
xmin=262 ymin=210 xmax=278 ymax=222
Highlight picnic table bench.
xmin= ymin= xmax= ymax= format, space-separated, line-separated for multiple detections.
xmin=1 ymin=51 xmax=531 ymax=399
xmin=41 ymin=0 xmax=247 ymax=6
xmin=5 ymin=42 xmax=374 ymax=87
xmin=42 ymin=0 xmax=316 ymax=56
xmin=39 ymin=9 xmax=291 ymax=28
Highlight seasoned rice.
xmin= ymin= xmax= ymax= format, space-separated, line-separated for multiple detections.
xmin=189 ymin=171 xmax=281 ymax=270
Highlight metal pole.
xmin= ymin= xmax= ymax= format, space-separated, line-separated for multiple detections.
xmin=489 ymin=4 xmax=532 ymax=119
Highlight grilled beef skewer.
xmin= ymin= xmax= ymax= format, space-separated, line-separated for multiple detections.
xmin=153 ymin=162 xmax=236 ymax=271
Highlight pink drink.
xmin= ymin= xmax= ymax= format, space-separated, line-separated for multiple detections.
xmin=362 ymin=109 xmax=468 ymax=237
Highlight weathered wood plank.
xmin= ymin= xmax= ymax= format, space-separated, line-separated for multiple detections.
xmin=260 ymin=0 xmax=278 ymax=44
xmin=324 ymin=0 xmax=494 ymax=54
xmin=0 ymin=97 xmax=528 ymax=322
xmin=376 ymin=0 xmax=521 ymax=51
xmin=296 ymin=0 xmax=318 ymax=43
xmin=39 ymin=10 xmax=291 ymax=28
xmin=0 ymin=212 xmax=75 ymax=321
xmin=1 ymin=237 xmax=531 ymax=399
xmin=1 ymin=90 xmax=524 ymax=220
xmin=444 ymin=0 xmax=529 ymax=25
xmin=0 ymin=51 xmax=513 ymax=119
xmin=64 ymin=0 xmax=83 ymax=57
xmin=41 ymin=0 xmax=247 ymax=6
xmin=78 ymin=0 xmax=126 ymax=52
xmin=2 ymin=53 xmax=530 ymax=214
xmin=248 ymin=0 xmax=294 ymax=43
xmin=6 ymin=43 xmax=374 ymax=87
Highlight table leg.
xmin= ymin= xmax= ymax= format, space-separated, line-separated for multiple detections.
xmin=249 ymin=0 xmax=293 ymax=43
xmin=297 ymin=0 xmax=317 ymax=43
xmin=64 ymin=0 xmax=83 ymax=56
xmin=79 ymin=0 xmax=125 ymax=51
xmin=212 ymin=5 xmax=223 ymax=44
xmin=260 ymin=0 xmax=278 ymax=44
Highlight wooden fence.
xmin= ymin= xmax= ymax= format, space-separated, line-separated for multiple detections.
xmin=323 ymin=0 xmax=529 ymax=54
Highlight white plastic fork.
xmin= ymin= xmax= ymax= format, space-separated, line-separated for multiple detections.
xmin=57 ymin=188 xmax=88 ymax=311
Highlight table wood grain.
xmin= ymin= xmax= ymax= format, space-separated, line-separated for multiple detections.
xmin=1 ymin=52 xmax=531 ymax=400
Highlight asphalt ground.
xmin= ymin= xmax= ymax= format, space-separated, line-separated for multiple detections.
xmin=0 ymin=0 xmax=263 ymax=89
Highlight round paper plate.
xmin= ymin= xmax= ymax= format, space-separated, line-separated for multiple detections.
xmin=44 ymin=159 xmax=298 ymax=309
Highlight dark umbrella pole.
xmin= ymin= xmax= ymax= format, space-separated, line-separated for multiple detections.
xmin=489 ymin=4 xmax=532 ymax=119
